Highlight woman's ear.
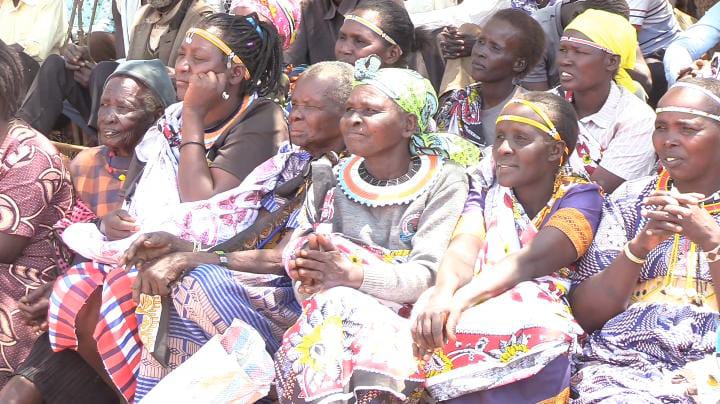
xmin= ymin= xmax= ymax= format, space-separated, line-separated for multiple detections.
xmin=605 ymin=54 xmax=620 ymax=74
xmin=548 ymin=139 xmax=566 ymax=164
xmin=384 ymin=45 xmax=402 ymax=66
xmin=512 ymin=57 xmax=528 ymax=76
xmin=228 ymin=63 xmax=248 ymax=85
xmin=402 ymin=113 xmax=419 ymax=139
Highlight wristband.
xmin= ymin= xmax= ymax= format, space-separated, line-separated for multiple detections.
xmin=623 ymin=242 xmax=646 ymax=265
xmin=214 ymin=250 xmax=229 ymax=266
xmin=178 ymin=141 xmax=206 ymax=151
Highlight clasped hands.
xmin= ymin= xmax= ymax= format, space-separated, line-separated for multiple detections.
xmin=286 ymin=233 xmax=364 ymax=295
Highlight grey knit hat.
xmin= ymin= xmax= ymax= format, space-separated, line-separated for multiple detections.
xmin=106 ymin=59 xmax=176 ymax=108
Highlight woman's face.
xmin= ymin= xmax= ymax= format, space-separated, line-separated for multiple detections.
xmin=97 ymin=77 xmax=157 ymax=155
xmin=470 ymin=18 xmax=523 ymax=83
xmin=492 ymin=103 xmax=563 ymax=188
xmin=557 ymin=30 xmax=616 ymax=92
xmin=334 ymin=9 xmax=398 ymax=67
xmin=653 ymin=87 xmax=720 ymax=184
xmin=174 ymin=32 xmax=229 ymax=100
xmin=340 ymin=85 xmax=412 ymax=158
xmin=288 ymin=75 xmax=345 ymax=155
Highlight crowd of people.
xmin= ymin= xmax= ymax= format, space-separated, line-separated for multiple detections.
xmin=0 ymin=0 xmax=719 ymax=402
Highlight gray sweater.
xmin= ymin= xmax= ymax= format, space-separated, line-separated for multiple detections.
xmin=303 ymin=157 xmax=469 ymax=303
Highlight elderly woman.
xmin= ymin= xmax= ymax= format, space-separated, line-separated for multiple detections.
xmin=0 ymin=41 xmax=73 ymax=387
xmin=555 ymin=9 xmax=656 ymax=194
xmin=69 ymin=59 xmax=176 ymax=217
xmin=412 ymin=92 xmax=603 ymax=402
xmin=46 ymin=13 xmax=288 ymax=403
xmin=274 ymin=56 xmax=479 ymax=403
xmin=123 ymin=61 xmax=356 ymax=400
xmin=570 ymin=77 xmax=720 ymax=402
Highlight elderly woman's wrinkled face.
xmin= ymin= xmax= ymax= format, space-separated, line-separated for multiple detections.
xmin=470 ymin=17 xmax=523 ymax=83
xmin=97 ymin=77 xmax=158 ymax=156
xmin=654 ymin=87 xmax=720 ymax=184
xmin=340 ymin=85 xmax=413 ymax=158
xmin=493 ymin=103 xmax=564 ymax=188
xmin=557 ymin=30 xmax=616 ymax=92
xmin=288 ymin=75 xmax=345 ymax=155
xmin=335 ymin=9 xmax=396 ymax=67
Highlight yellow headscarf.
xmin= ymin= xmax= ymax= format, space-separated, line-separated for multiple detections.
xmin=564 ymin=9 xmax=638 ymax=94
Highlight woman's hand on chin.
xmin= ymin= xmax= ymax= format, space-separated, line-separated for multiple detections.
xmin=291 ymin=234 xmax=365 ymax=295
xmin=182 ymin=71 xmax=228 ymax=120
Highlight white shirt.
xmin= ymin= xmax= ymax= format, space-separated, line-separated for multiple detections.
xmin=628 ymin=0 xmax=681 ymax=55
xmin=569 ymin=83 xmax=657 ymax=181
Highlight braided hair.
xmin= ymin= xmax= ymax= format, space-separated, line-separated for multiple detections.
xmin=196 ymin=13 xmax=283 ymax=97
xmin=0 ymin=40 xmax=24 ymax=121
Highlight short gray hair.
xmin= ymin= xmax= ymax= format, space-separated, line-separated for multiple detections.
xmin=300 ymin=61 xmax=355 ymax=105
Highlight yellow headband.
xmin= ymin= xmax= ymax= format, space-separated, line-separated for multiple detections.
xmin=344 ymin=14 xmax=401 ymax=51
xmin=496 ymin=99 xmax=569 ymax=161
xmin=186 ymin=28 xmax=251 ymax=80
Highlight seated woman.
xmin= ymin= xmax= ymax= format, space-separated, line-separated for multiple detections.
xmin=570 ymin=78 xmax=720 ymax=402
xmin=0 ymin=59 xmax=175 ymax=404
xmin=46 ymin=13 xmax=287 ymax=403
xmin=69 ymin=59 xmax=175 ymax=217
xmin=435 ymin=9 xmax=546 ymax=149
xmin=335 ymin=0 xmax=416 ymax=68
xmin=274 ymin=55 xmax=478 ymax=403
xmin=556 ymin=9 xmax=656 ymax=194
xmin=412 ymin=91 xmax=603 ymax=402
xmin=0 ymin=41 xmax=73 ymax=386
xmin=123 ymin=61 xmax=356 ymax=400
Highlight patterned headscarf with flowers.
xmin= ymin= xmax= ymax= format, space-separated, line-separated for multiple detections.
xmin=352 ymin=55 xmax=481 ymax=167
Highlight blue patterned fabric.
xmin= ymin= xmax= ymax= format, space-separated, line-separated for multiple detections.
xmin=570 ymin=175 xmax=720 ymax=403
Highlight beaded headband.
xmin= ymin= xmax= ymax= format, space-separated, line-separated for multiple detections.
xmin=496 ymin=99 xmax=569 ymax=160
xmin=655 ymin=82 xmax=720 ymax=123
xmin=185 ymin=28 xmax=251 ymax=80
xmin=345 ymin=14 xmax=401 ymax=51
xmin=560 ymin=36 xmax=615 ymax=55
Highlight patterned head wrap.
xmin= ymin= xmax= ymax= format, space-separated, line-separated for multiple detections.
xmin=231 ymin=0 xmax=301 ymax=50
xmin=564 ymin=9 xmax=638 ymax=94
xmin=352 ymin=55 xmax=481 ymax=166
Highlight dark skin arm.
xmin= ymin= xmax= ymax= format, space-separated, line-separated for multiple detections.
xmin=570 ymin=191 xmax=718 ymax=333
xmin=178 ymin=71 xmax=243 ymax=202
xmin=590 ymin=166 xmax=626 ymax=195
xmin=413 ymin=226 xmax=578 ymax=358
xmin=128 ymin=234 xmax=290 ymax=302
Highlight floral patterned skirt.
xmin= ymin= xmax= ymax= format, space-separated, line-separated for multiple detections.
xmin=274 ymin=286 xmax=424 ymax=403
xmin=415 ymin=277 xmax=582 ymax=401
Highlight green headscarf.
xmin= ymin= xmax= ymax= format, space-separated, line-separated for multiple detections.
xmin=352 ymin=55 xmax=481 ymax=167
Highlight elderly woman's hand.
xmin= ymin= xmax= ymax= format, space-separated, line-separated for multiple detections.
xmin=121 ymin=232 xmax=193 ymax=270
xmin=290 ymin=234 xmax=364 ymax=295
xmin=131 ymin=253 xmax=194 ymax=302
xmin=100 ymin=209 xmax=139 ymax=241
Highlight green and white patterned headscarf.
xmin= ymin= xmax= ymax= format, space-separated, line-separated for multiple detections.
xmin=353 ymin=55 xmax=481 ymax=167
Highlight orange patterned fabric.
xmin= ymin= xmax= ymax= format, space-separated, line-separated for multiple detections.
xmin=0 ymin=120 xmax=73 ymax=386
xmin=545 ymin=207 xmax=594 ymax=258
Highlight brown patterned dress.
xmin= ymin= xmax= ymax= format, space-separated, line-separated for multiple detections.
xmin=0 ymin=120 xmax=73 ymax=387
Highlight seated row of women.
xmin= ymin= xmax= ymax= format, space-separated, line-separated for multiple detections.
xmin=0 ymin=6 xmax=717 ymax=404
